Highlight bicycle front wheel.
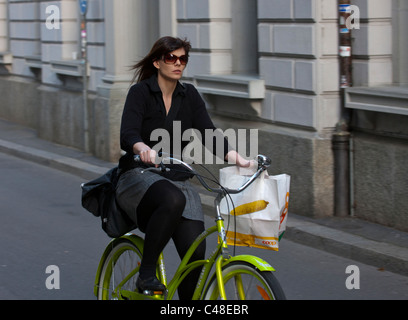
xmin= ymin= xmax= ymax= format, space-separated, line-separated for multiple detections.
xmin=97 ymin=238 xmax=142 ymax=300
xmin=203 ymin=261 xmax=286 ymax=300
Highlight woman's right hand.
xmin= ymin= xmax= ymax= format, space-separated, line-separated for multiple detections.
xmin=133 ymin=142 xmax=158 ymax=166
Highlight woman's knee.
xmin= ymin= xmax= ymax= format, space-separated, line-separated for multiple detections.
xmin=143 ymin=180 xmax=186 ymax=214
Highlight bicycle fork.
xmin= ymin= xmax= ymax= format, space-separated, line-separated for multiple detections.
xmin=213 ymin=195 xmax=254 ymax=300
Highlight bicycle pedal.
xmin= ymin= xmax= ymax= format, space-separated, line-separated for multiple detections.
xmin=141 ymin=289 xmax=162 ymax=295
xmin=141 ymin=289 xmax=168 ymax=298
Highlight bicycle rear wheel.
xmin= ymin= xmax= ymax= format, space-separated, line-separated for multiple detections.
xmin=97 ymin=238 xmax=142 ymax=300
xmin=203 ymin=261 xmax=286 ymax=300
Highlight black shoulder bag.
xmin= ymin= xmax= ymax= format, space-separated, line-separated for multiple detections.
xmin=81 ymin=167 xmax=136 ymax=238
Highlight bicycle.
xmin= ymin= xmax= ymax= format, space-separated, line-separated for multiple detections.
xmin=93 ymin=154 xmax=286 ymax=300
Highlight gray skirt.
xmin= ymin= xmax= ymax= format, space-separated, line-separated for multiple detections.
xmin=115 ymin=167 xmax=204 ymax=227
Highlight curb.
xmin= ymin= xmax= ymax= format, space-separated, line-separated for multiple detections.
xmin=285 ymin=216 xmax=408 ymax=277
xmin=0 ymin=138 xmax=109 ymax=180
xmin=199 ymin=197 xmax=408 ymax=277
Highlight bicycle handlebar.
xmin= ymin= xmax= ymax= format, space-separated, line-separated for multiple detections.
xmin=133 ymin=154 xmax=271 ymax=195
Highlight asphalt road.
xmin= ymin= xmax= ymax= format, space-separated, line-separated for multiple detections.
xmin=1 ymin=152 xmax=407 ymax=300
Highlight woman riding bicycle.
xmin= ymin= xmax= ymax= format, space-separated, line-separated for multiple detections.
xmin=116 ymin=36 xmax=250 ymax=300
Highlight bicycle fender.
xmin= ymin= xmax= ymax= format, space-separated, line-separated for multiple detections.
xmin=93 ymin=233 xmax=144 ymax=297
xmin=224 ymin=255 xmax=276 ymax=272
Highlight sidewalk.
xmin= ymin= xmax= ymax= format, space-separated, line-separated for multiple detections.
xmin=1 ymin=118 xmax=408 ymax=277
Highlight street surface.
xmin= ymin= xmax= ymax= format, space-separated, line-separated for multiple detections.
xmin=1 ymin=152 xmax=407 ymax=300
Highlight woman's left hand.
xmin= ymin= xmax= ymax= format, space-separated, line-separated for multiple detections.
xmin=225 ymin=150 xmax=255 ymax=168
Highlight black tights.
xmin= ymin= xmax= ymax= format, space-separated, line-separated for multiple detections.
xmin=136 ymin=180 xmax=206 ymax=300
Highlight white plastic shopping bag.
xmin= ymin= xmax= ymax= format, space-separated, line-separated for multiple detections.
xmin=219 ymin=165 xmax=290 ymax=251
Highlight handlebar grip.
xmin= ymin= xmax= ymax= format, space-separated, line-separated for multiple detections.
xmin=133 ymin=154 xmax=169 ymax=173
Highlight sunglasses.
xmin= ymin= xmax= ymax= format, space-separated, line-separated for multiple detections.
xmin=162 ymin=53 xmax=189 ymax=65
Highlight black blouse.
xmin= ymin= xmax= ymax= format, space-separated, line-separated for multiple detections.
xmin=118 ymin=75 xmax=230 ymax=180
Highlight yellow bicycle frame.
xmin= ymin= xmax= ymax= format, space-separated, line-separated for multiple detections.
xmin=94 ymin=221 xmax=275 ymax=300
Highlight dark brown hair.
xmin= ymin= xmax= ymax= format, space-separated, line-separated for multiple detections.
xmin=130 ymin=36 xmax=191 ymax=84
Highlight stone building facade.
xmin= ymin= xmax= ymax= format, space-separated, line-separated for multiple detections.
xmin=0 ymin=0 xmax=407 ymax=230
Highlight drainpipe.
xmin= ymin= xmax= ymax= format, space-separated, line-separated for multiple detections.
xmin=79 ymin=1 xmax=89 ymax=153
xmin=333 ymin=0 xmax=352 ymax=217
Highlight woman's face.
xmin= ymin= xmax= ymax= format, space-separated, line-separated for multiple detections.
xmin=153 ymin=47 xmax=187 ymax=82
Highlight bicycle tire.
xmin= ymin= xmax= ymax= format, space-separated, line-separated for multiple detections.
xmin=203 ymin=261 xmax=286 ymax=300
xmin=97 ymin=238 xmax=143 ymax=300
